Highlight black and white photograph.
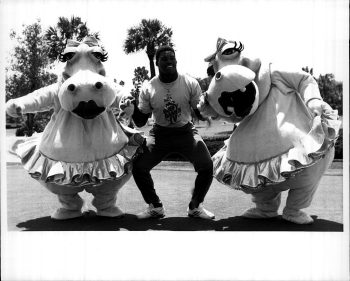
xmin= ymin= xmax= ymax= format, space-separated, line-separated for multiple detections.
xmin=1 ymin=0 xmax=349 ymax=280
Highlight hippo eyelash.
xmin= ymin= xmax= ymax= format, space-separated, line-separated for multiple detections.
xmin=92 ymin=52 xmax=108 ymax=62
xmin=222 ymin=41 xmax=244 ymax=55
xmin=58 ymin=52 xmax=76 ymax=62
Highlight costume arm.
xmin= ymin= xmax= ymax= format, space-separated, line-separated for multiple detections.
xmin=271 ymin=65 xmax=322 ymax=105
xmin=6 ymin=83 xmax=59 ymax=116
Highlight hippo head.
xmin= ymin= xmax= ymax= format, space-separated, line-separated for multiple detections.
xmin=204 ymin=38 xmax=244 ymax=73
xmin=206 ymin=64 xmax=259 ymax=123
xmin=57 ymin=36 xmax=116 ymax=119
xmin=205 ymin=37 xmax=262 ymax=75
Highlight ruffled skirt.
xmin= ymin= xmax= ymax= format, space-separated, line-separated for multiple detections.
xmin=13 ymin=132 xmax=143 ymax=187
xmin=213 ymin=109 xmax=341 ymax=191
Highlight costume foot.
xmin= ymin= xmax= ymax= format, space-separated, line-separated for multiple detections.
xmin=97 ymin=206 xmax=125 ymax=218
xmin=242 ymin=208 xmax=278 ymax=219
xmin=51 ymin=208 xmax=83 ymax=220
xmin=282 ymin=209 xmax=314 ymax=224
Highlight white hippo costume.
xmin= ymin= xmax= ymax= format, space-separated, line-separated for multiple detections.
xmin=6 ymin=37 xmax=144 ymax=220
xmin=198 ymin=38 xmax=341 ymax=224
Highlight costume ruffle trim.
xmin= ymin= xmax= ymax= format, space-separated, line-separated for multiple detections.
xmin=213 ymin=109 xmax=341 ymax=191
xmin=15 ymin=134 xmax=143 ymax=187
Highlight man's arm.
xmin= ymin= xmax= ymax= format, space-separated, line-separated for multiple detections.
xmin=132 ymin=102 xmax=151 ymax=127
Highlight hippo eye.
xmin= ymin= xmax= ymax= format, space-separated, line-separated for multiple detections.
xmin=221 ymin=41 xmax=244 ymax=55
xmin=215 ymin=71 xmax=222 ymax=80
xmin=58 ymin=52 xmax=75 ymax=62
xmin=92 ymin=52 xmax=108 ymax=62
xmin=222 ymin=48 xmax=235 ymax=55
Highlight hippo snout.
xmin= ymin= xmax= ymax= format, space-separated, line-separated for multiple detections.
xmin=72 ymin=100 xmax=105 ymax=119
xmin=58 ymin=70 xmax=117 ymax=117
xmin=66 ymin=80 xmax=105 ymax=93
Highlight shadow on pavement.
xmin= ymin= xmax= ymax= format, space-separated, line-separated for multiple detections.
xmin=16 ymin=212 xmax=343 ymax=232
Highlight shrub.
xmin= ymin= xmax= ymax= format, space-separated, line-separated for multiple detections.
xmin=334 ymin=128 xmax=343 ymax=160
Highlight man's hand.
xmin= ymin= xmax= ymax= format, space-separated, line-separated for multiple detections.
xmin=6 ymin=100 xmax=24 ymax=117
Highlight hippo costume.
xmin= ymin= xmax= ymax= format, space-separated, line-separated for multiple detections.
xmin=6 ymin=37 xmax=144 ymax=220
xmin=198 ymin=38 xmax=341 ymax=224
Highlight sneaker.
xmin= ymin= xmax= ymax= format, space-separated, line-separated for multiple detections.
xmin=187 ymin=204 xmax=215 ymax=220
xmin=136 ymin=203 xmax=165 ymax=219
xmin=242 ymin=207 xmax=278 ymax=219
xmin=282 ymin=209 xmax=314 ymax=224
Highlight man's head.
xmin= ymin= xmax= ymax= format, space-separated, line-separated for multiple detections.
xmin=155 ymin=45 xmax=177 ymax=76
xmin=155 ymin=45 xmax=175 ymax=64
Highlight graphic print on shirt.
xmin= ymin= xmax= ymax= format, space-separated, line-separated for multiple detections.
xmin=163 ymin=95 xmax=181 ymax=124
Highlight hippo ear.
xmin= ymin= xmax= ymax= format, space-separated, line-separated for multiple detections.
xmin=82 ymin=36 xmax=100 ymax=46
xmin=240 ymin=57 xmax=261 ymax=74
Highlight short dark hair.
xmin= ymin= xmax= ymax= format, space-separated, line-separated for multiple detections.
xmin=155 ymin=45 xmax=175 ymax=65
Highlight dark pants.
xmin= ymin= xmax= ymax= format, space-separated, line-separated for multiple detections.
xmin=132 ymin=122 xmax=213 ymax=207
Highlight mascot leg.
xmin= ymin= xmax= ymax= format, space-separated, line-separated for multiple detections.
xmin=281 ymin=147 xmax=335 ymax=224
xmin=41 ymin=182 xmax=85 ymax=220
xmin=85 ymin=174 xmax=132 ymax=218
xmin=242 ymin=187 xmax=281 ymax=219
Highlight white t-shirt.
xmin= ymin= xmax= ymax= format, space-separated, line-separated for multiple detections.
xmin=138 ymin=73 xmax=202 ymax=127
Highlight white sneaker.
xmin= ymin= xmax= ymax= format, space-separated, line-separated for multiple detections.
xmin=282 ymin=209 xmax=314 ymax=224
xmin=97 ymin=206 xmax=125 ymax=218
xmin=187 ymin=204 xmax=215 ymax=220
xmin=136 ymin=204 xmax=165 ymax=219
xmin=51 ymin=208 xmax=83 ymax=220
xmin=242 ymin=207 xmax=278 ymax=219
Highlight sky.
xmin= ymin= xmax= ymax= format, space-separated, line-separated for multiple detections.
xmin=1 ymin=0 xmax=349 ymax=89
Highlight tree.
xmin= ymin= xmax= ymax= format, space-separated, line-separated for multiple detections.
xmin=117 ymin=66 xmax=150 ymax=128
xmin=302 ymin=66 xmax=343 ymax=116
xmin=317 ymin=73 xmax=343 ymax=115
xmin=131 ymin=66 xmax=150 ymax=103
xmin=6 ymin=20 xmax=57 ymax=136
xmin=44 ymin=16 xmax=100 ymax=62
xmin=124 ymin=19 xmax=173 ymax=78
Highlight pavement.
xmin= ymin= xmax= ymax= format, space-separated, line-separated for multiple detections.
xmin=4 ymin=129 xmax=345 ymax=231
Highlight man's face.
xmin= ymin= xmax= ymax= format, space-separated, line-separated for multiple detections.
xmin=157 ymin=50 xmax=177 ymax=75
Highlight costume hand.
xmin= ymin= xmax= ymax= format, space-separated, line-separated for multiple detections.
xmin=119 ymin=95 xmax=135 ymax=118
xmin=197 ymin=93 xmax=219 ymax=119
xmin=6 ymin=100 xmax=24 ymax=117
xmin=307 ymin=99 xmax=331 ymax=117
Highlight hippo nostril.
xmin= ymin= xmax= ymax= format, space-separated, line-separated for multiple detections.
xmin=95 ymin=82 xmax=103 ymax=89
xmin=67 ymin=84 xmax=76 ymax=92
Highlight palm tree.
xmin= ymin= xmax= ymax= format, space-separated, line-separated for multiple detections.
xmin=124 ymin=19 xmax=173 ymax=78
xmin=44 ymin=16 xmax=100 ymax=62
